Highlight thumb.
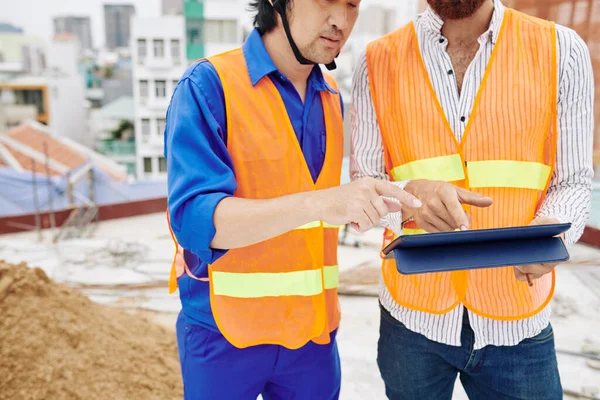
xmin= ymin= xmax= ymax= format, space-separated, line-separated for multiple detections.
xmin=457 ymin=188 xmax=493 ymax=208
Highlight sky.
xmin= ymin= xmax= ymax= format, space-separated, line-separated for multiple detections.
xmin=0 ymin=0 xmax=417 ymax=49
xmin=0 ymin=0 xmax=161 ymax=49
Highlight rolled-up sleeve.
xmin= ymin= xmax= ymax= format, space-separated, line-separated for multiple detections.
xmin=164 ymin=63 xmax=236 ymax=262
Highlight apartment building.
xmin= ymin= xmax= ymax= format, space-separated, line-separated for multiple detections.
xmin=131 ymin=15 xmax=186 ymax=179
xmin=104 ymin=4 xmax=136 ymax=50
xmin=132 ymin=0 xmax=242 ymax=179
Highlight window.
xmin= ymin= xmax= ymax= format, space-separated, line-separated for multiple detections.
xmin=153 ymin=39 xmax=165 ymax=57
xmin=171 ymin=39 xmax=180 ymax=59
xmin=204 ymin=20 xmax=237 ymax=43
xmin=141 ymin=118 xmax=150 ymax=141
xmin=155 ymin=80 xmax=166 ymax=98
xmin=139 ymin=80 xmax=149 ymax=98
xmin=157 ymin=118 xmax=166 ymax=135
xmin=137 ymin=39 xmax=147 ymax=58
xmin=158 ymin=156 xmax=167 ymax=173
xmin=143 ymin=157 xmax=153 ymax=173
xmin=15 ymin=89 xmax=44 ymax=114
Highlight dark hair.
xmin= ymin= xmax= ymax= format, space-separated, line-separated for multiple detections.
xmin=248 ymin=0 xmax=289 ymax=34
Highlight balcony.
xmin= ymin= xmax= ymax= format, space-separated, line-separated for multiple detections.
xmin=96 ymin=139 xmax=136 ymax=157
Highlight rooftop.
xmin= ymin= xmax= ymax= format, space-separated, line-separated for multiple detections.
xmin=97 ymin=96 xmax=134 ymax=121
xmin=0 ymin=121 xmax=127 ymax=180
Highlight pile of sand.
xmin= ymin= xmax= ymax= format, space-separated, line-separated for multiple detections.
xmin=0 ymin=261 xmax=183 ymax=400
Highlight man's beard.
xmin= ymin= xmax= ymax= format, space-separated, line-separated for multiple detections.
xmin=427 ymin=0 xmax=487 ymax=20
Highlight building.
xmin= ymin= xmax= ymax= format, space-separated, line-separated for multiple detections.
xmin=46 ymin=34 xmax=88 ymax=147
xmin=0 ymin=76 xmax=49 ymax=125
xmin=0 ymin=32 xmax=46 ymax=75
xmin=131 ymin=1 xmax=243 ymax=179
xmin=0 ymin=102 xmax=37 ymax=132
xmin=53 ymin=16 xmax=94 ymax=51
xmin=90 ymin=96 xmax=136 ymax=177
xmin=0 ymin=33 xmax=88 ymax=145
xmin=104 ymin=4 xmax=136 ymax=50
xmin=131 ymin=15 xmax=186 ymax=179
xmin=184 ymin=0 xmax=241 ymax=60
xmin=0 ymin=23 xmax=23 ymax=34
xmin=163 ymin=0 xmax=183 ymax=15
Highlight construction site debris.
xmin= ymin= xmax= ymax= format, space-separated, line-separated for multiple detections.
xmin=582 ymin=337 xmax=600 ymax=371
xmin=0 ymin=261 xmax=183 ymax=400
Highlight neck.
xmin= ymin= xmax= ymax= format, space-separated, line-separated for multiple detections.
xmin=441 ymin=0 xmax=495 ymax=45
xmin=262 ymin=28 xmax=314 ymax=87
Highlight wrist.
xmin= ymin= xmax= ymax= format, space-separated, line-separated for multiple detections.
xmin=302 ymin=190 xmax=323 ymax=222
xmin=404 ymin=180 xmax=420 ymax=196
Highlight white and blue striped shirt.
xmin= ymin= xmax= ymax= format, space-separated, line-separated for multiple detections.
xmin=350 ymin=0 xmax=594 ymax=349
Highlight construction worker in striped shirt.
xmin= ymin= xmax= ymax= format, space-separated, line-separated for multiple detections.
xmin=163 ymin=1 xmax=427 ymax=398
xmin=354 ymin=0 xmax=594 ymax=398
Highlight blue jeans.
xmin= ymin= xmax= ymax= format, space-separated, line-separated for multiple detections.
xmin=377 ymin=304 xmax=562 ymax=400
xmin=176 ymin=311 xmax=341 ymax=400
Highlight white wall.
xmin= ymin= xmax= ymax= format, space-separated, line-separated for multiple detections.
xmin=48 ymin=74 xmax=88 ymax=146
xmin=48 ymin=37 xmax=81 ymax=76
xmin=132 ymin=15 xmax=186 ymax=179
xmin=46 ymin=37 xmax=88 ymax=146
xmin=203 ymin=0 xmax=244 ymax=56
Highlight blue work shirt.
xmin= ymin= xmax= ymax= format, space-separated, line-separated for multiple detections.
xmin=164 ymin=28 xmax=344 ymax=329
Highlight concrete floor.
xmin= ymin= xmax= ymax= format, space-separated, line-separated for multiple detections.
xmin=2 ymin=212 xmax=600 ymax=399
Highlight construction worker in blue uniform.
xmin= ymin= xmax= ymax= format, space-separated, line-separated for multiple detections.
xmin=164 ymin=0 xmax=422 ymax=399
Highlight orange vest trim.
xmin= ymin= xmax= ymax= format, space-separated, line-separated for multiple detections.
xmin=167 ymin=48 xmax=344 ymax=349
xmin=367 ymin=9 xmax=558 ymax=321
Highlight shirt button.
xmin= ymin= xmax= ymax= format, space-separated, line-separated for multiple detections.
xmin=448 ymin=70 xmax=454 ymax=75
xmin=461 ymin=116 xmax=466 ymax=122
xmin=439 ymin=38 xmax=445 ymax=43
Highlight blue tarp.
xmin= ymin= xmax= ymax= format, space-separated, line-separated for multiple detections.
xmin=0 ymin=166 xmax=167 ymax=217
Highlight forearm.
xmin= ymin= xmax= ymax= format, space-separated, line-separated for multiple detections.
xmin=536 ymin=183 xmax=593 ymax=245
xmin=350 ymin=50 xmax=408 ymax=235
xmin=211 ymin=191 xmax=320 ymax=249
xmin=537 ymin=29 xmax=595 ymax=246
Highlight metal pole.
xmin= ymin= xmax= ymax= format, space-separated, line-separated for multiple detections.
xmin=31 ymin=159 xmax=42 ymax=241
xmin=66 ymin=171 xmax=74 ymax=207
xmin=88 ymin=167 xmax=97 ymax=223
xmin=43 ymin=142 xmax=56 ymax=233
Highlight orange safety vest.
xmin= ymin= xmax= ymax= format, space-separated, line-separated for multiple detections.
xmin=366 ymin=9 xmax=558 ymax=321
xmin=167 ymin=48 xmax=344 ymax=349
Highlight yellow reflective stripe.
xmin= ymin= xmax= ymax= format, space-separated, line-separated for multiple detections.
xmin=295 ymin=221 xmax=321 ymax=230
xmin=212 ymin=270 xmax=323 ymax=298
xmin=467 ymin=160 xmax=551 ymax=190
xmin=324 ymin=265 xmax=339 ymax=289
xmin=391 ymin=154 xmax=465 ymax=182
xmin=401 ymin=228 xmax=428 ymax=236
xmin=294 ymin=221 xmax=340 ymax=230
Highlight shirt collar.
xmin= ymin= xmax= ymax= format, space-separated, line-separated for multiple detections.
xmin=242 ymin=28 xmax=337 ymax=94
xmin=420 ymin=0 xmax=505 ymax=44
